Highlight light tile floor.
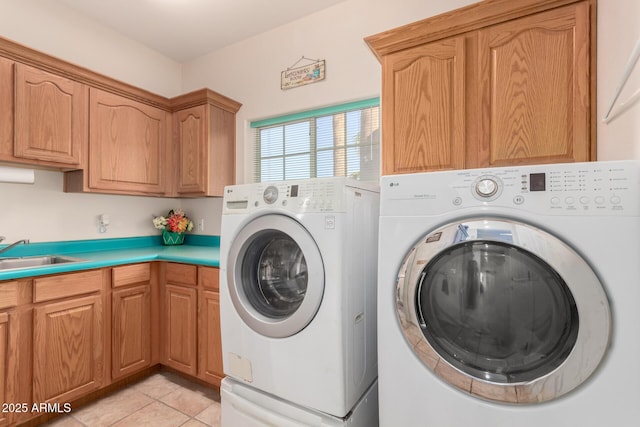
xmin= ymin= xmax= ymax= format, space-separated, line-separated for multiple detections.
xmin=42 ymin=372 xmax=221 ymax=427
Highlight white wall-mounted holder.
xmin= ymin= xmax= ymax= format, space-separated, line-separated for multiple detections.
xmin=0 ymin=166 xmax=35 ymax=183
xmin=98 ymin=214 xmax=110 ymax=233
xmin=602 ymin=36 xmax=640 ymax=124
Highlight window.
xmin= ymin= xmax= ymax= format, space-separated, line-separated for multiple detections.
xmin=251 ymin=98 xmax=380 ymax=183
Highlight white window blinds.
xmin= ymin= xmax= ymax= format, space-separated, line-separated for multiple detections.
xmin=250 ymin=98 xmax=380 ymax=183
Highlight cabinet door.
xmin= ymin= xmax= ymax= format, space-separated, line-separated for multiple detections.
xmin=163 ymin=284 xmax=197 ymax=376
xmin=0 ymin=58 xmax=13 ymax=164
xmin=14 ymin=64 xmax=86 ymax=166
xmin=89 ymin=88 xmax=168 ymax=195
xmin=112 ymin=285 xmax=151 ymax=380
xmin=207 ymin=106 xmax=236 ymax=196
xmin=477 ymin=2 xmax=591 ymax=166
xmin=0 ymin=280 xmax=32 ymax=426
xmin=33 ymin=294 xmax=103 ymax=404
xmin=0 ymin=310 xmax=21 ymax=427
xmin=175 ymin=105 xmax=207 ymax=195
xmin=382 ymin=35 xmax=466 ymax=175
xmin=173 ymin=104 xmax=236 ymax=197
xmin=0 ymin=313 xmax=8 ymax=427
xmin=198 ymin=290 xmax=223 ymax=385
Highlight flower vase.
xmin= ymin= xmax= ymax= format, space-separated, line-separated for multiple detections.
xmin=162 ymin=230 xmax=185 ymax=246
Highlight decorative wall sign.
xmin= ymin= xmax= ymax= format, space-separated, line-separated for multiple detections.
xmin=281 ymin=57 xmax=326 ymax=90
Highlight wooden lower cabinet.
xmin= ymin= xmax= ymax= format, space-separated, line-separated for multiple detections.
xmin=111 ymin=263 xmax=153 ymax=381
xmin=0 ymin=261 xmax=224 ymax=425
xmin=162 ymin=263 xmax=224 ymax=385
xmin=0 ymin=310 xmax=26 ymax=427
xmin=33 ymin=293 xmax=103 ymax=404
xmin=198 ymin=289 xmax=223 ymax=385
xmin=0 ymin=312 xmax=9 ymax=427
xmin=0 ymin=279 xmax=32 ymax=426
xmin=111 ymin=285 xmax=151 ymax=380
xmin=163 ymin=283 xmax=198 ymax=376
xmin=198 ymin=266 xmax=223 ymax=385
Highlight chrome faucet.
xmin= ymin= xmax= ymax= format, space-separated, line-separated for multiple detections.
xmin=0 ymin=238 xmax=30 ymax=255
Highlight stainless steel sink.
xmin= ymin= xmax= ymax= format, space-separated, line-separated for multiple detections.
xmin=0 ymin=255 xmax=85 ymax=271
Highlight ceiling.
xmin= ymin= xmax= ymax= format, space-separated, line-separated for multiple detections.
xmin=54 ymin=0 xmax=347 ymax=63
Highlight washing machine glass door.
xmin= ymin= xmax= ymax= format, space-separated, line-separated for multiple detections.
xmin=228 ymin=214 xmax=324 ymax=338
xmin=396 ymin=218 xmax=610 ymax=404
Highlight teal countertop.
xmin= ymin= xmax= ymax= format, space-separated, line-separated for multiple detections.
xmin=0 ymin=235 xmax=220 ymax=281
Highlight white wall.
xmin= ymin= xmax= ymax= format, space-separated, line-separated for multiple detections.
xmin=0 ymin=0 xmax=191 ymax=243
xmin=0 ymin=0 xmax=182 ymax=97
xmin=1 ymin=169 xmax=183 ymax=242
xmin=181 ymin=0 xmax=477 ymax=183
xmin=182 ymin=0 xmax=640 ymax=181
xmin=0 ymin=167 xmax=224 ymax=243
xmin=0 ymin=0 xmax=638 ymax=243
xmin=596 ymin=0 xmax=640 ymax=161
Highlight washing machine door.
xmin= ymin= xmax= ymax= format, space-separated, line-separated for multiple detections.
xmin=227 ymin=214 xmax=324 ymax=338
xmin=396 ymin=218 xmax=610 ymax=404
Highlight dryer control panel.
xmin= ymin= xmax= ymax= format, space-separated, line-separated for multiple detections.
xmin=381 ymin=160 xmax=639 ymax=217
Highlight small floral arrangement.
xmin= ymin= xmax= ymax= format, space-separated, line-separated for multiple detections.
xmin=152 ymin=209 xmax=194 ymax=233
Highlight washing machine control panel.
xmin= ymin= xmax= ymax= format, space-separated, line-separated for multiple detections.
xmin=223 ymin=177 xmax=377 ymax=214
xmin=381 ymin=160 xmax=639 ymax=216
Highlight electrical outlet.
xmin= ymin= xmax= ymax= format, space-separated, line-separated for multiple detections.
xmin=198 ymin=218 xmax=205 ymax=232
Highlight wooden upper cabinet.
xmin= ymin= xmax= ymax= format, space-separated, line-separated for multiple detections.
xmin=366 ymin=0 xmax=595 ymax=174
xmin=14 ymin=64 xmax=87 ymax=167
xmin=172 ymin=90 xmax=241 ymax=197
xmin=87 ymin=88 xmax=169 ymax=195
xmin=477 ymin=3 xmax=591 ymax=167
xmin=0 ymin=57 xmax=13 ymax=165
xmin=175 ymin=105 xmax=207 ymax=195
xmin=382 ymin=36 xmax=466 ymax=174
xmin=1 ymin=36 xmax=240 ymax=196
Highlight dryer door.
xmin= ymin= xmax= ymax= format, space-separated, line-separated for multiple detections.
xmin=227 ymin=214 xmax=324 ymax=338
xmin=396 ymin=218 xmax=610 ymax=404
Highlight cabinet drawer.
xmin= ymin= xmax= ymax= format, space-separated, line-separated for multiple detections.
xmin=198 ymin=266 xmax=220 ymax=291
xmin=34 ymin=269 xmax=103 ymax=303
xmin=0 ymin=281 xmax=18 ymax=309
xmin=112 ymin=263 xmax=151 ymax=288
xmin=166 ymin=263 xmax=197 ymax=287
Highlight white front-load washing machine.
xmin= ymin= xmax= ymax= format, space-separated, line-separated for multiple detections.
xmin=377 ymin=160 xmax=639 ymax=426
xmin=220 ymin=177 xmax=379 ymax=424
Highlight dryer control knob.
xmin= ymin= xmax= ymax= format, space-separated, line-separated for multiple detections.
xmin=476 ymin=178 xmax=499 ymax=198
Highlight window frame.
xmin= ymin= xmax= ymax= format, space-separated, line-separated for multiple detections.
xmin=251 ymin=98 xmax=380 ymax=183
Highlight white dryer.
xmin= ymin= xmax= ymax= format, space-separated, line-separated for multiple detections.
xmin=377 ymin=161 xmax=640 ymax=426
xmin=220 ymin=177 xmax=379 ymax=420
